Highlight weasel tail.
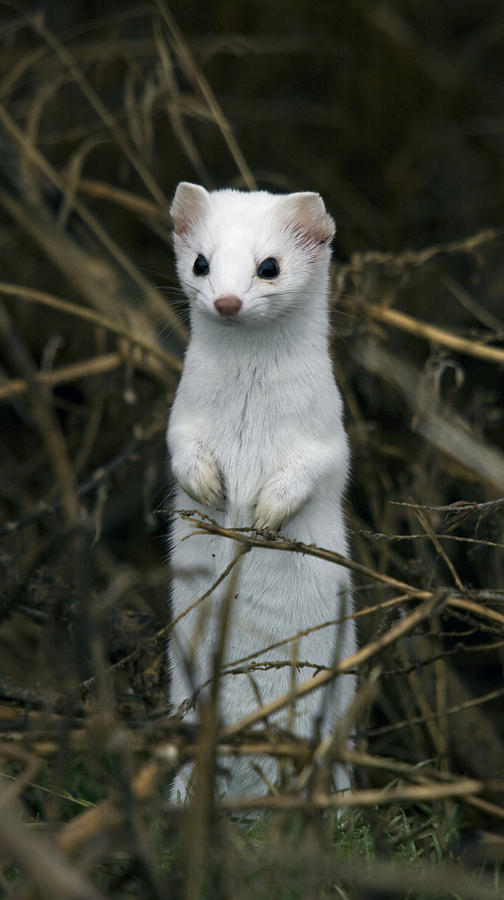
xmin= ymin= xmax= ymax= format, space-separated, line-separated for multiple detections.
xmin=167 ymin=183 xmax=356 ymax=800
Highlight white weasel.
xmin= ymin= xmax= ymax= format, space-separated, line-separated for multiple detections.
xmin=167 ymin=182 xmax=356 ymax=799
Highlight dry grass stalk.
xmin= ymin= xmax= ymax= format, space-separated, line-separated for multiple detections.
xmin=1 ymin=5 xmax=504 ymax=897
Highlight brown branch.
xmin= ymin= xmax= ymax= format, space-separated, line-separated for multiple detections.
xmin=0 ymin=810 xmax=105 ymax=900
xmin=0 ymin=281 xmax=181 ymax=373
xmin=179 ymin=511 xmax=504 ymax=629
xmin=390 ymin=497 xmax=504 ymax=514
xmin=0 ymin=103 xmax=187 ymax=338
xmin=363 ymin=301 xmax=504 ymax=366
xmin=219 ymin=777 xmax=484 ymax=811
xmin=179 ymin=510 xmax=433 ymax=598
xmin=449 ymin=596 xmax=504 ymax=628
xmin=366 ymin=685 xmax=504 ymax=737
xmin=356 ymin=527 xmax=504 ymax=551
xmin=0 ymin=304 xmax=81 ymax=526
xmin=221 ymin=592 xmax=446 ymax=739
xmin=0 ymin=352 xmax=123 ymax=402
xmin=76 ymin=177 xmax=163 ymax=219
xmin=0 ymin=411 xmax=166 ymax=537
xmin=338 ymin=226 xmax=503 ymax=276
xmin=214 ymin=594 xmax=409 ymax=676
xmin=29 ymin=13 xmax=167 ymax=207
xmin=155 ymin=0 xmax=256 ymax=190
xmin=415 ymin=507 xmax=465 ymax=592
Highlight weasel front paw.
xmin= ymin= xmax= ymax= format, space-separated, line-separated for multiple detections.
xmin=173 ymin=447 xmax=223 ymax=508
xmin=254 ymin=472 xmax=308 ymax=532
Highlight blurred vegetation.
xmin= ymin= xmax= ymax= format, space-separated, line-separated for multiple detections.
xmin=0 ymin=1 xmax=504 ymax=897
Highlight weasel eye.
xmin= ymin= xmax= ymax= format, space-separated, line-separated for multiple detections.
xmin=193 ymin=254 xmax=209 ymax=276
xmin=256 ymin=257 xmax=279 ymax=279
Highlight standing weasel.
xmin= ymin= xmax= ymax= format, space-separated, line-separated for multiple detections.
xmin=167 ymin=183 xmax=356 ymax=799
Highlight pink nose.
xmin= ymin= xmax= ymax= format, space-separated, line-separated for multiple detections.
xmin=214 ymin=295 xmax=242 ymax=317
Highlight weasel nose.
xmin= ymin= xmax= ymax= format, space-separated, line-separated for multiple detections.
xmin=214 ymin=295 xmax=242 ymax=317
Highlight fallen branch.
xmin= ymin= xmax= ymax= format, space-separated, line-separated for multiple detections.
xmin=363 ymin=301 xmax=504 ymax=366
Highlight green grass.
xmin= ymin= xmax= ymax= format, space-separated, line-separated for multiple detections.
xmin=7 ymin=751 xmax=501 ymax=899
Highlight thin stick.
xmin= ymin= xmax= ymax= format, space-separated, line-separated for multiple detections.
xmin=449 ymin=596 xmax=504 ymax=628
xmin=338 ymin=226 xmax=503 ymax=274
xmin=0 ymin=103 xmax=187 ymax=338
xmin=181 ymin=513 xmax=504 ymax=634
xmin=0 ymin=282 xmax=181 ymax=372
xmin=391 ymin=497 xmax=504 ymax=513
xmin=219 ymin=777 xmax=483 ymax=811
xmin=155 ymin=0 xmax=256 ymax=190
xmin=221 ymin=593 xmax=444 ymax=739
xmin=76 ymin=177 xmax=163 ymax=219
xmin=367 ymin=685 xmax=504 ymax=738
xmin=364 ymin=301 xmax=504 ymax=366
xmin=30 ymin=14 xmax=166 ymax=207
xmin=0 ymin=352 xmax=122 ymax=402
xmin=415 ymin=508 xmax=465 ymax=592
xmin=180 ymin=512 xmax=432 ymax=599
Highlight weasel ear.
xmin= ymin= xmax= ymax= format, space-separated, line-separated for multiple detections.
xmin=170 ymin=182 xmax=210 ymax=236
xmin=277 ymin=192 xmax=335 ymax=244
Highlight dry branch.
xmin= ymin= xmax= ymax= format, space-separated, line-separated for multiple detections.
xmin=363 ymin=301 xmax=504 ymax=365
xmin=1 ymin=6 xmax=504 ymax=897
xmin=0 ymin=352 xmax=123 ymax=402
xmin=220 ymin=777 xmax=484 ymax=811
xmin=0 ymin=103 xmax=187 ymax=338
xmin=179 ymin=510 xmax=433 ymax=597
xmin=28 ymin=13 xmax=167 ymax=207
xmin=155 ymin=0 xmax=256 ymax=190
xmin=221 ymin=592 xmax=445 ymax=739
xmin=337 ymin=226 xmax=504 ymax=278
xmin=0 ymin=809 xmax=106 ymax=900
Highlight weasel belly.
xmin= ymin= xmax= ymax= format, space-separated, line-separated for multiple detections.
xmin=169 ymin=485 xmax=356 ymax=729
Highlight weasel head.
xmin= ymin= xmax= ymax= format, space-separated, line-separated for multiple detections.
xmin=170 ymin=182 xmax=335 ymax=326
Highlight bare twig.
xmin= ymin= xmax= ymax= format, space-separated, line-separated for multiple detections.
xmin=0 ymin=282 xmax=181 ymax=373
xmin=362 ymin=301 xmax=504 ymax=366
xmin=155 ymin=0 xmax=256 ymax=189
xmin=0 ymin=103 xmax=187 ymax=338
xmin=179 ymin=510 xmax=433 ymax=598
xmin=0 ymin=352 xmax=123 ymax=402
xmin=217 ymin=778 xmax=487 ymax=812
xmin=221 ymin=592 xmax=446 ymax=739
xmin=337 ymin=226 xmax=503 ymax=278
xmin=29 ymin=13 xmax=167 ymax=207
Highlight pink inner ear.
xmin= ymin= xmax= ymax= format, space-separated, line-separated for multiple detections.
xmin=171 ymin=203 xmax=199 ymax=237
xmin=299 ymin=214 xmax=334 ymax=245
xmin=170 ymin=183 xmax=209 ymax=237
xmin=279 ymin=193 xmax=335 ymax=246
xmin=171 ymin=211 xmax=192 ymax=237
xmin=290 ymin=211 xmax=335 ymax=247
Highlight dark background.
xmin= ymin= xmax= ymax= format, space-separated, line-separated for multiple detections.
xmin=1 ymin=1 xmax=504 ymax=896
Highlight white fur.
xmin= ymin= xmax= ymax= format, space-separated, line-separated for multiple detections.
xmin=167 ymin=183 xmax=356 ymax=799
